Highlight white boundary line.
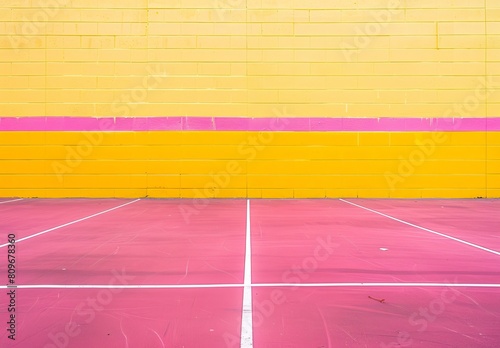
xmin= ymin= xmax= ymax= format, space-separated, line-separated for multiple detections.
xmin=0 ymin=198 xmax=23 ymax=205
xmin=2 ymin=282 xmax=500 ymax=290
xmin=0 ymin=199 xmax=141 ymax=248
xmin=1 ymin=284 xmax=244 ymax=289
xmin=240 ymin=199 xmax=253 ymax=348
xmin=339 ymin=199 xmax=500 ymax=256
xmin=252 ymin=282 xmax=500 ymax=288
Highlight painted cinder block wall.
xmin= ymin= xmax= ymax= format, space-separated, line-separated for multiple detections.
xmin=0 ymin=0 xmax=499 ymax=198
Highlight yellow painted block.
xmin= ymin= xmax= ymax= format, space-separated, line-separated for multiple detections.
xmin=0 ymin=90 xmax=44 ymax=103
xmin=421 ymin=189 xmax=486 ymax=199
xmin=181 ymin=160 xmax=247 ymax=175
xmin=46 ymin=76 xmax=97 ymax=89
xmin=147 ymin=132 xmax=184 ymax=145
xmin=397 ymin=175 xmax=485 ymax=189
xmin=215 ymin=189 xmax=247 ymax=198
xmin=0 ymin=161 xmax=48 ymax=174
xmin=247 ymin=160 xmax=401 ymax=175
xmin=249 ymin=145 xmax=484 ymax=161
xmin=268 ymin=132 xmax=358 ymax=146
xmin=198 ymin=63 xmax=231 ymax=75
xmin=487 ymin=104 xmax=500 ymax=117
xmin=389 ymin=190 xmax=423 ymax=199
xmin=261 ymin=189 xmax=294 ymax=198
xmin=293 ymin=189 xmax=326 ymax=198
xmin=182 ymin=131 xmax=248 ymax=145
xmin=447 ymin=132 xmax=487 ymax=146
xmin=488 ymin=174 xmax=500 ymax=188
xmin=439 ymin=35 xmax=486 ymax=49
xmin=0 ymin=189 xmax=47 ymax=198
xmin=179 ymin=188 xmax=215 ymax=199
xmin=45 ymin=189 xmax=116 ymax=198
xmin=487 ymin=189 xmax=500 ymax=198
xmin=114 ymin=189 xmax=148 ymax=198
xmin=179 ymin=188 xmax=196 ymax=198
xmin=342 ymin=175 xmax=390 ymax=189
xmin=0 ymin=175 xmax=62 ymax=189
xmin=147 ymin=189 xmax=181 ymax=198
xmin=325 ymin=189 xmax=357 ymax=198
xmin=390 ymin=132 xmax=434 ymax=146
xmin=46 ymin=104 xmax=96 ymax=117
xmin=247 ymin=161 xmax=307 ymax=175
xmin=147 ymin=161 xmax=183 ymax=174
xmin=106 ymin=133 xmax=142 ymax=146
xmin=487 ymin=147 xmax=500 ymax=159
xmin=488 ymin=132 xmax=500 ymax=145
xmin=0 ymin=104 xmax=45 ymax=117
xmin=0 ymin=132 xmax=46 ymax=145
xmin=147 ymin=175 xmax=181 ymax=189
xmin=356 ymin=189 xmax=391 ymax=198
xmin=117 ymin=146 xmax=174 ymax=160
xmin=180 ymin=175 xmax=246 ymax=189
xmin=439 ymin=22 xmax=485 ymax=35
xmin=247 ymin=175 xmax=293 ymax=189
xmin=66 ymin=161 xmax=146 ymax=175
xmin=415 ymin=146 xmax=484 ymax=160
xmin=247 ymin=63 xmax=278 ymax=75
xmin=487 ymin=161 xmax=500 ymax=173
xmin=358 ymin=133 xmax=391 ymax=146
xmin=46 ymin=132 xmax=98 ymax=145
xmin=46 ymin=146 xmax=133 ymax=161
xmin=182 ymin=145 xmax=242 ymax=160
xmin=46 ymin=90 xmax=83 ymax=103
xmin=63 ymin=175 xmax=147 ymax=189
xmin=247 ymin=189 xmax=262 ymax=198
xmin=414 ymin=161 xmax=485 ymax=175
xmin=248 ymin=175 xmax=352 ymax=189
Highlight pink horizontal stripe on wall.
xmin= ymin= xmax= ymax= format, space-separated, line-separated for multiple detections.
xmin=0 ymin=117 xmax=499 ymax=132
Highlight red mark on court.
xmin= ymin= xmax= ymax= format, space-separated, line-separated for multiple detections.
xmin=368 ymin=296 xmax=385 ymax=303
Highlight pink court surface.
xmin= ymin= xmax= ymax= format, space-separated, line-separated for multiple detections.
xmin=1 ymin=198 xmax=499 ymax=348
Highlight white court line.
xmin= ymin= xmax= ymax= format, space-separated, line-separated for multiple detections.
xmin=0 ymin=199 xmax=141 ymax=248
xmin=252 ymin=282 xmax=500 ymax=288
xmin=240 ymin=199 xmax=253 ymax=348
xmin=2 ymin=282 xmax=500 ymax=290
xmin=0 ymin=198 xmax=23 ymax=205
xmin=340 ymin=199 xmax=500 ymax=257
xmin=0 ymin=284 xmax=244 ymax=289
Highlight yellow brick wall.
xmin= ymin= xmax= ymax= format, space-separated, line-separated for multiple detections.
xmin=0 ymin=0 xmax=499 ymax=117
xmin=1 ymin=1 xmax=499 ymax=199
xmin=0 ymin=131 xmax=498 ymax=199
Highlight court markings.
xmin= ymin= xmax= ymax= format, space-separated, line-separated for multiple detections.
xmin=241 ymin=199 xmax=254 ymax=348
xmin=2 ymin=282 xmax=500 ymax=290
xmin=0 ymin=199 xmax=141 ymax=248
xmin=0 ymin=198 xmax=23 ymax=205
xmin=340 ymin=199 xmax=500 ymax=256
xmin=252 ymin=282 xmax=500 ymax=288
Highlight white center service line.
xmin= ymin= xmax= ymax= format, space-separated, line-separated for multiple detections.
xmin=241 ymin=199 xmax=254 ymax=348
xmin=340 ymin=199 xmax=500 ymax=257
xmin=0 ymin=198 xmax=23 ymax=205
xmin=0 ymin=199 xmax=141 ymax=248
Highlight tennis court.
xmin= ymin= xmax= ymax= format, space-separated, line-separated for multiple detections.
xmin=1 ymin=197 xmax=499 ymax=347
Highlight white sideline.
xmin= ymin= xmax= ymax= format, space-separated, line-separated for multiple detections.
xmin=0 ymin=198 xmax=23 ymax=205
xmin=0 ymin=199 xmax=141 ymax=248
xmin=339 ymin=199 xmax=500 ymax=256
